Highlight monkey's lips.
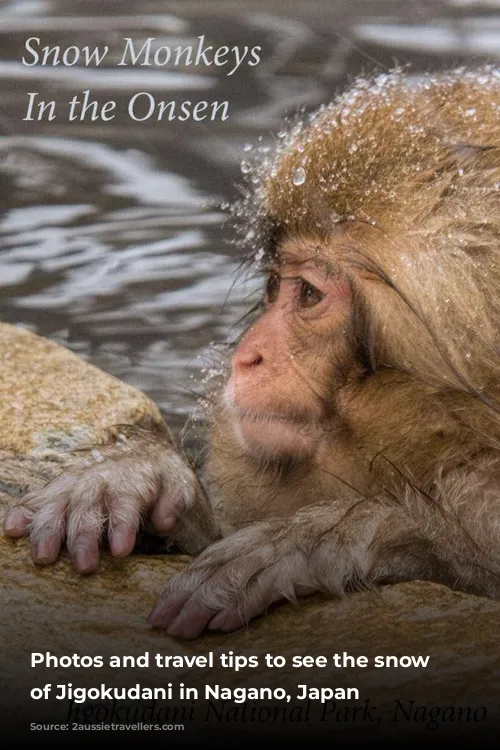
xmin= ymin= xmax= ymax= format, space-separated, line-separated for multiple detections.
xmin=230 ymin=408 xmax=322 ymax=459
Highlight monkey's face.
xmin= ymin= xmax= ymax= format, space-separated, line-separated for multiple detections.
xmin=222 ymin=239 xmax=358 ymax=462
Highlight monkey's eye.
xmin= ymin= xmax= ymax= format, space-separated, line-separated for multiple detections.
xmin=265 ymin=272 xmax=280 ymax=303
xmin=298 ymin=279 xmax=324 ymax=308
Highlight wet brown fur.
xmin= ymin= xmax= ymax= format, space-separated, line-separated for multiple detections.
xmin=208 ymin=69 xmax=500 ymax=528
xmin=8 ymin=69 xmax=500 ymax=636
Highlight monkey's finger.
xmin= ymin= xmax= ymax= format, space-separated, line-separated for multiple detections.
xmin=149 ymin=542 xmax=281 ymax=637
xmin=3 ymin=506 xmax=34 ymax=537
xmin=106 ymin=492 xmax=143 ymax=557
xmin=164 ymin=600 xmax=219 ymax=640
xmin=148 ymin=495 xmax=177 ymax=534
xmin=68 ymin=533 xmax=101 ymax=574
xmin=63 ymin=483 xmax=108 ymax=573
xmin=150 ymin=471 xmax=203 ymax=536
xmin=147 ymin=589 xmax=192 ymax=630
xmin=208 ymin=577 xmax=283 ymax=632
xmin=148 ymin=564 xmax=216 ymax=633
xmin=208 ymin=554 xmax=310 ymax=634
xmin=153 ymin=566 xmax=256 ymax=638
xmin=31 ymin=533 xmax=63 ymax=566
xmin=108 ymin=524 xmax=137 ymax=558
xmin=29 ymin=500 xmax=68 ymax=565
xmin=165 ymin=577 xmax=276 ymax=638
xmin=208 ymin=592 xmax=282 ymax=633
xmin=207 ymin=609 xmax=245 ymax=632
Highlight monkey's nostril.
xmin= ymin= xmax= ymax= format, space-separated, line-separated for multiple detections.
xmin=241 ymin=353 xmax=263 ymax=369
xmin=233 ymin=350 xmax=264 ymax=371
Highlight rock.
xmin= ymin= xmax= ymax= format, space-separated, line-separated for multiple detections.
xmin=0 ymin=322 xmax=168 ymax=456
xmin=1 ymin=322 xmax=499 ymax=741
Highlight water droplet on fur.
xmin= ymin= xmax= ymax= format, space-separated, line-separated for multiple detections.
xmin=292 ymin=167 xmax=306 ymax=186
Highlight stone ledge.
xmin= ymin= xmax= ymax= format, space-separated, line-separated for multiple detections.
xmin=0 ymin=322 xmax=167 ymax=456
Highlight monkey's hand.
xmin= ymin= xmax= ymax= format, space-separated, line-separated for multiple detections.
xmin=147 ymin=504 xmax=353 ymax=639
xmin=147 ymin=520 xmax=312 ymax=639
xmin=147 ymin=494 xmax=439 ymax=639
xmin=3 ymin=439 xmax=220 ymax=572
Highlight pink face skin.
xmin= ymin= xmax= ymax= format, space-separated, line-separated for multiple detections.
xmin=224 ymin=255 xmax=352 ymax=461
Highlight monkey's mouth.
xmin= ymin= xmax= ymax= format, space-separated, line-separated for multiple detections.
xmin=230 ymin=408 xmax=322 ymax=459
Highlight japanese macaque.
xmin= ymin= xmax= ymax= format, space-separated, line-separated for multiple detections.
xmin=5 ymin=68 xmax=500 ymax=639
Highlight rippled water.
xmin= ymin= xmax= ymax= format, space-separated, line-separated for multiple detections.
xmin=1 ymin=0 xmax=499 ymax=440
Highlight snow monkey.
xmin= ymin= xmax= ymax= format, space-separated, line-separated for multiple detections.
xmin=5 ymin=68 xmax=500 ymax=639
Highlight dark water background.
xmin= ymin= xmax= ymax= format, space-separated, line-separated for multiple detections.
xmin=1 ymin=0 xmax=499 ymax=439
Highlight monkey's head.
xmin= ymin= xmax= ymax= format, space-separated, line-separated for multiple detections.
xmin=209 ymin=69 xmax=500 ymax=491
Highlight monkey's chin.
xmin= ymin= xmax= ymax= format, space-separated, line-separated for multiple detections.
xmin=232 ymin=412 xmax=321 ymax=461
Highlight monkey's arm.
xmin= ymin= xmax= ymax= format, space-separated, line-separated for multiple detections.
xmin=149 ymin=469 xmax=500 ymax=639
xmin=3 ymin=437 xmax=220 ymax=572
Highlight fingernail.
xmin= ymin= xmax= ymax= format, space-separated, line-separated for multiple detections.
xmin=110 ymin=528 xmax=135 ymax=558
xmin=149 ymin=510 xmax=176 ymax=534
xmin=208 ymin=612 xmax=227 ymax=630
xmin=4 ymin=509 xmax=23 ymax=535
xmin=33 ymin=541 xmax=51 ymax=563
xmin=3 ymin=516 xmax=15 ymax=533
xmin=166 ymin=621 xmax=181 ymax=637
xmin=73 ymin=548 xmax=94 ymax=574
xmin=159 ymin=515 xmax=176 ymax=531
xmin=147 ymin=607 xmax=167 ymax=629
